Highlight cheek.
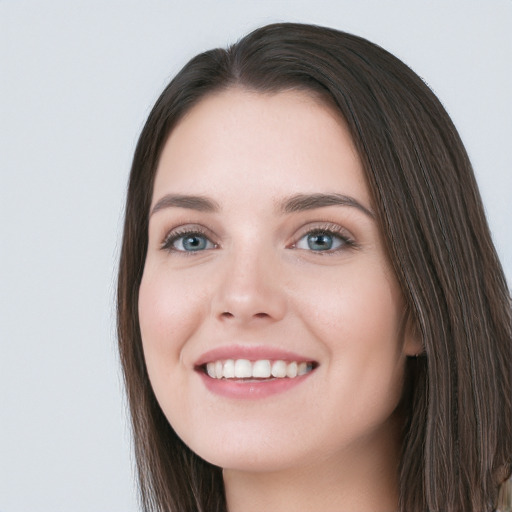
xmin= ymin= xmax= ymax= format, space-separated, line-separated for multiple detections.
xmin=299 ymin=264 xmax=404 ymax=349
xmin=295 ymin=263 xmax=406 ymax=406
xmin=138 ymin=267 xmax=207 ymax=372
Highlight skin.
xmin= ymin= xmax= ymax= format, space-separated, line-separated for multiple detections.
xmin=138 ymin=88 xmax=421 ymax=512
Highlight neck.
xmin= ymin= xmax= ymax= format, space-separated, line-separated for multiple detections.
xmin=223 ymin=416 xmax=402 ymax=512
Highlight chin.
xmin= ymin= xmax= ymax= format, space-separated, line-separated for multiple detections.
xmin=175 ymin=420 xmax=310 ymax=473
xmin=197 ymin=444 xmax=305 ymax=473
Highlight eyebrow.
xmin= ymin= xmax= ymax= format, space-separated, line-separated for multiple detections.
xmin=280 ymin=193 xmax=375 ymax=218
xmin=150 ymin=192 xmax=374 ymax=218
xmin=151 ymin=194 xmax=221 ymax=216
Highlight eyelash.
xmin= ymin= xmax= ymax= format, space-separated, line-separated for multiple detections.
xmin=161 ymin=226 xmax=216 ymax=253
xmin=291 ymin=224 xmax=356 ymax=254
xmin=160 ymin=223 xmax=356 ymax=254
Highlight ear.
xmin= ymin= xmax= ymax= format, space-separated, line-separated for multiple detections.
xmin=402 ymin=309 xmax=424 ymax=357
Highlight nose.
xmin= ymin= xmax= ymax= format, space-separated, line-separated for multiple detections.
xmin=211 ymin=247 xmax=287 ymax=325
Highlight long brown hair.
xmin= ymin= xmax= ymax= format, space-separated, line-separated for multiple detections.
xmin=118 ymin=23 xmax=511 ymax=512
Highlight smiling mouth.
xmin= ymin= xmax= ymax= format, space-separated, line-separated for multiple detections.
xmin=200 ymin=359 xmax=318 ymax=380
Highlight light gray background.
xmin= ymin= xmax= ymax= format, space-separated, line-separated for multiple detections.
xmin=1 ymin=1 xmax=510 ymax=511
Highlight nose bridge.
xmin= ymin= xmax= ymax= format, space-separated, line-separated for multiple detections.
xmin=212 ymin=237 xmax=287 ymax=323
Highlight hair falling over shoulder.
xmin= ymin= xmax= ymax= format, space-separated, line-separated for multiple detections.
xmin=117 ymin=22 xmax=512 ymax=512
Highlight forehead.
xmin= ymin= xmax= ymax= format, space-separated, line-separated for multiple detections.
xmin=153 ymin=88 xmax=370 ymax=209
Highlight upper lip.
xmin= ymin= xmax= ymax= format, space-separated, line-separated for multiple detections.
xmin=194 ymin=344 xmax=317 ymax=368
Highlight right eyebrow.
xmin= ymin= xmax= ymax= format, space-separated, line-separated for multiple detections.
xmin=279 ymin=193 xmax=375 ymax=219
xmin=150 ymin=194 xmax=220 ymax=216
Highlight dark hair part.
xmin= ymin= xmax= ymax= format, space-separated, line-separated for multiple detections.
xmin=118 ymin=23 xmax=511 ymax=512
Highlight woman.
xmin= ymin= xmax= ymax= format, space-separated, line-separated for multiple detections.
xmin=117 ymin=23 xmax=511 ymax=512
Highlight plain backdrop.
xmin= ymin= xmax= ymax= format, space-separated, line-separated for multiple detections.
xmin=1 ymin=1 xmax=510 ymax=511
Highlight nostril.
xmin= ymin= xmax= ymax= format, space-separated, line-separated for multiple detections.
xmin=219 ymin=311 xmax=270 ymax=320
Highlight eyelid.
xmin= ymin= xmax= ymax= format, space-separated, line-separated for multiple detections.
xmin=289 ymin=222 xmax=357 ymax=252
xmin=160 ymin=224 xmax=218 ymax=252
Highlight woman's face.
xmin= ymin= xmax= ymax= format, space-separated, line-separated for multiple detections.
xmin=139 ymin=89 xmax=420 ymax=473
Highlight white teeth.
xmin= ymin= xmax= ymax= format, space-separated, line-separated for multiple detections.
xmin=206 ymin=362 xmax=215 ymax=378
xmin=223 ymin=359 xmax=235 ymax=378
xmin=271 ymin=360 xmax=287 ymax=378
xmin=234 ymin=359 xmax=252 ymax=378
xmin=286 ymin=361 xmax=298 ymax=378
xmin=205 ymin=359 xmax=315 ymax=380
xmin=252 ymin=360 xmax=271 ymax=378
xmin=215 ymin=360 xmax=223 ymax=379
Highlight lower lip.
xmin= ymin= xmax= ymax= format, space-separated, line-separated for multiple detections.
xmin=197 ymin=370 xmax=314 ymax=399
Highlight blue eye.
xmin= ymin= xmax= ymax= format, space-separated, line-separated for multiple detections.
xmin=163 ymin=232 xmax=215 ymax=252
xmin=295 ymin=231 xmax=348 ymax=252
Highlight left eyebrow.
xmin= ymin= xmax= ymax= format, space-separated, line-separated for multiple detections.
xmin=279 ymin=193 xmax=375 ymax=219
xmin=150 ymin=194 xmax=221 ymax=216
